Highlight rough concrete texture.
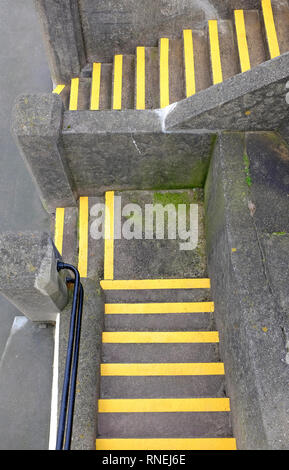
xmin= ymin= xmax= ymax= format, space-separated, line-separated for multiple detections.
xmin=35 ymin=0 xmax=86 ymax=84
xmin=12 ymin=93 xmax=76 ymax=212
xmin=0 ymin=231 xmax=68 ymax=322
xmin=166 ymin=52 xmax=289 ymax=131
xmin=113 ymin=189 xmax=207 ymax=280
xmin=205 ymin=132 xmax=289 ymax=449
xmin=62 ymin=111 xmax=215 ymax=195
xmin=58 ymin=278 xmax=104 ymax=450
xmin=77 ymin=0 xmax=258 ymax=62
xmin=0 ymin=317 xmax=54 ymax=450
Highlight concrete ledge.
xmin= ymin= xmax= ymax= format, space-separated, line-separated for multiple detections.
xmin=0 ymin=231 xmax=68 ymax=322
xmin=205 ymin=132 xmax=289 ymax=449
xmin=166 ymin=53 xmax=289 ymax=131
xmin=62 ymin=110 xmax=216 ymax=195
xmin=12 ymin=93 xmax=76 ymax=212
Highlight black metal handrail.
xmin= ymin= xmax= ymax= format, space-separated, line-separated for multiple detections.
xmin=56 ymin=261 xmax=84 ymax=450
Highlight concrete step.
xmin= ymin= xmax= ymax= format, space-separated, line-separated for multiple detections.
xmin=217 ymin=20 xmax=239 ymax=81
xmin=243 ymin=10 xmax=266 ymax=68
xmin=101 ymin=287 xmax=211 ymax=304
xmin=191 ymin=29 xmax=211 ymax=93
xmin=102 ymin=342 xmax=220 ymax=364
xmin=100 ymin=374 xmax=226 ymax=398
xmin=168 ymin=38 xmax=186 ymax=104
xmin=104 ymin=312 xmax=215 ymax=332
xmin=98 ymin=409 xmax=233 ymax=438
xmin=77 ymin=77 xmax=91 ymax=110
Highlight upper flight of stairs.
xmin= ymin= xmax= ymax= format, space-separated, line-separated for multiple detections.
xmin=95 ymin=279 xmax=236 ymax=451
xmin=53 ymin=0 xmax=289 ymax=112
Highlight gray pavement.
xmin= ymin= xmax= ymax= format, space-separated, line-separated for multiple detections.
xmin=0 ymin=0 xmax=55 ymax=450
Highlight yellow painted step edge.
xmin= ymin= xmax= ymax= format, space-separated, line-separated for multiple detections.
xmin=234 ymin=10 xmax=251 ymax=72
xmin=102 ymin=331 xmax=219 ymax=343
xmin=183 ymin=29 xmax=196 ymax=97
xmin=160 ymin=38 xmax=170 ymax=108
xmin=54 ymin=208 xmax=65 ymax=256
xmin=113 ymin=55 xmax=123 ymax=110
xmin=104 ymin=191 xmax=115 ymax=280
xmin=78 ymin=196 xmax=88 ymax=278
xmin=136 ymin=46 xmax=146 ymax=109
xmin=262 ymin=0 xmax=280 ymax=59
xmin=105 ymin=301 xmax=214 ymax=314
xmin=100 ymin=278 xmax=210 ymax=290
xmin=90 ymin=63 xmax=101 ymax=110
xmin=101 ymin=362 xmax=225 ymax=376
xmin=52 ymin=84 xmax=65 ymax=95
xmin=69 ymin=77 xmax=79 ymax=110
xmin=98 ymin=397 xmax=231 ymax=413
xmin=208 ymin=20 xmax=223 ymax=84
xmin=96 ymin=438 xmax=237 ymax=450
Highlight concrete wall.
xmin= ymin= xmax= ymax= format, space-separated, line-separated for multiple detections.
xmin=205 ymin=132 xmax=289 ymax=449
xmin=35 ymin=0 xmax=259 ymax=83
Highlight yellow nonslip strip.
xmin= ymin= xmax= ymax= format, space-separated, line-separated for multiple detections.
xmin=52 ymin=84 xmax=65 ymax=95
xmin=104 ymin=191 xmax=114 ymax=280
xmin=90 ymin=63 xmax=101 ymax=110
xmin=262 ymin=0 xmax=280 ymax=59
xmin=113 ymin=55 xmax=123 ymax=109
xmin=78 ymin=197 xmax=88 ymax=278
xmin=100 ymin=278 xmax=211 ymax=290
xmin=69 ymin=77 xmax=79 ymax=110
xmin=105 ymin=301 xmax=214 ymax=314
xmin=208 ymin=20 xmax=223 ymax=84
xmin=183 ymin=29 xmax=196 ymax=97
xmin=234 ymin=10 xmax=251 ymax=72
xmin=101 ymin=362 xmax=225 ymax=376
xmin=136 ymin=47 xmax=146 ymax=109
xmin=96 ymin=438 xmax=237 ymax=450
xmin=160 ymin=38 xmax=170 ymax=108
xmin=54 ymin=208 xmax=65 ymax=256
xmin=102 ymin=331 xmax=219 ymax=343
xmin=98 ymin=397 xmax=231 ymax=413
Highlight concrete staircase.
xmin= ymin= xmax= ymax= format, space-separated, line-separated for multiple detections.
xmin=54 ymin=0 xmax=289 ymax=112
xmin=96 ymin=281 xmax=236 ymax=450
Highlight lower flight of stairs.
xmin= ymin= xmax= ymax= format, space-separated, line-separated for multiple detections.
xmin=95 ymin=279 xmax=237 ymax=450
xmin=54 ymin=0 xmax=289 ymax=113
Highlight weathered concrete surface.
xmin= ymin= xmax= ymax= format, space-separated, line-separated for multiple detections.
xmin=78 ymin=0 xmax=258 ymax=63
xmin=0 ymin=231 xmax=68 ymax=322
xmin=12 ymin=93 xmax=76 ymax=212
xmin=0 ymin=317 xmax=54 ymax=450
xmin=35 ymin=0 xmax=86 ymax=84
xmin=113 ymin=189 xmax=207 ymax=280
xmin=205 ymin=132 xmax=289 ymax=449
xmin=62 ymin=111 xmax=215 ymax=195
xmin=166 ymin=53 xmax=289 ymax=131
xmin=58 ymin=279 xmax=104 ymax=450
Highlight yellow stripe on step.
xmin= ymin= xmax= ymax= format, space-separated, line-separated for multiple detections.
xmin=113 ymin=55 xmax=123 ymax=109
xmin=136 ymin=47 xmax=146 ymax=109
xmin=160 ymin=38 xmax=170 ymax=108
xmin=90 ymin=63 xmax=101 ymax=110
xmin=105 ymin=301 xmax=214 ymax=314
xmin=208 ymin=20 xmax=223 ymax=84
xmin=102 ymin=331 xmax=219 ymax=343
xmin=52 ymin=84 xmax=65 ymax=95
xmin=101 ymin=362 xmax=225 ymax=376
xmin=78 ymin=196 xmax=88 ymax=278
xmin=183 ymin=30 xmax=196 ymax=97
xmin=69 ymin=77 xmax=79 ymax=110
xmin=100 ymin=278 xmax=211 ymax=290
xmin=262 ymin=0 xmax=280 ymax=59
xmin=234 ymin=10 xmax=251 ymax=72
xmin=98 ymin=397 xmax=231 ymax=413
xmin=96 ymin=438 xmax=237 ymax=450
xmin=54 ymin=208 xmax=65 ymax=256
xmin=104 ymin=191 xmax=115 ymax=280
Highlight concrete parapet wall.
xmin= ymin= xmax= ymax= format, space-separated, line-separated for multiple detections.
xmin=205 ymin=132 xmax=289 ymax=449
xmin=0 ymin=231 xmax=68 ymax=323
xmin=166 ymin=52 xmax=289 ymax=131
